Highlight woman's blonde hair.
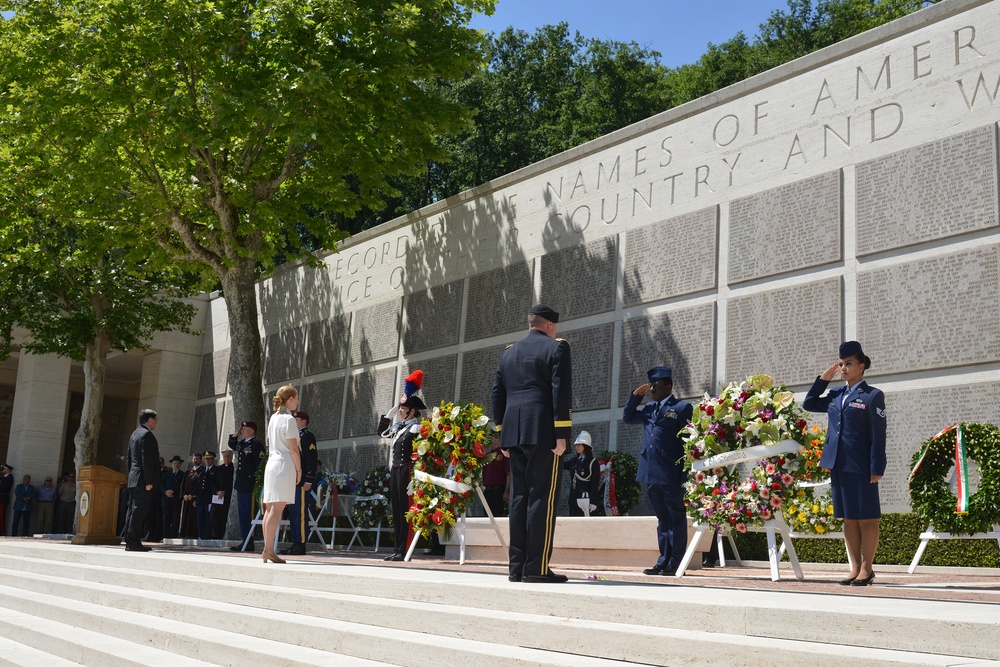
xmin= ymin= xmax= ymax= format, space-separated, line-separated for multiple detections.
xmin=272 ymin=385 xmax=297 ymax=412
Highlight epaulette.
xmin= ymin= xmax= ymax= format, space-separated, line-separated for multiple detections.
xmin=556 ymin=338 xmax=569 ymax=344
xmin=505 ymin=344 xmax=513 ymax=350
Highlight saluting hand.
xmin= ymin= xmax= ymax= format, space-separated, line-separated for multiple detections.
xmin=633 ymin=383 xmax=650 ymax=397
xmin=819 ymin=361 xmax=839 ymax=381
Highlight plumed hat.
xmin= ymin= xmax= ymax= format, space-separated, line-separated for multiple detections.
xmin=403 ymin=370 xmax=424 ymax=398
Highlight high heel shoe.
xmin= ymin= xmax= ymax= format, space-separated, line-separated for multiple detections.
xmin=851 ymin=572 xmax=875 ymax=586
xmin=839 ymin=576 xmax=857 ymax=586
xmin=262 ymin=551 xmax=286 ymax=564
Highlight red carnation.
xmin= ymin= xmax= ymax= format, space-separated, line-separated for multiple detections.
xmin=705 ymin=405 xmax=715 ymax=416
xmin=464 ymin=423 xmax=471 ymax=430
xmin=454 ymin=473 xmax=463 ymax=483
xmin=443 ymin=425 xmax=451 ymax=432
xmin=771 ymin=482 xmax=781 ymax=491
xmin=796 ymin=419 xmax=807 ymax=429
xmin=745 ymin=509 xmax=752 ymax=517
xmin=432 ymin=509 xmax=445 ymax=525
xmin=777 ymin=457 xmax=785 ymax=465
xmin=728 ymin=516 xmax=738 ymax=524
xmin=473 ymin=442 xmax=486 ymax=458
xmin=750 ymin=482 xmax=757 ymax=491
xmin=711 ymin=489 xmax=721 ymax=496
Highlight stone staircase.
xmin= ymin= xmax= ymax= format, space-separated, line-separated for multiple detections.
xmin=0 ymin=540 xmax=996 ymax=666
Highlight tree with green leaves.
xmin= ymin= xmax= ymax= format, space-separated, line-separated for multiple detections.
xmin=0 ymin=0 xmax=495 ymax=433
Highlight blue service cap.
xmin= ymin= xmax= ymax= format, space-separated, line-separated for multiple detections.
xmin=647 ymin=366 xmax=672 ymax=382
xmin=839 ymin=341 xmax=864 ymax=359
xmin=528 ymin=304 xmax=559 ymax=323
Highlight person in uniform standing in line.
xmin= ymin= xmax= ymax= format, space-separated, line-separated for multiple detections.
xmin=383 ymin=392 xmax=425 ymax=561
xmin=0 ymin=464 xmax=12 ymax=535
xmin=179 ymin=452 xmax=203 ymax=539
xmin=196 ymin=451 xmax=218 ymax=541
xmin=161 ymin=456 xmax=185 ymax=539
xmin=123 ymin=409 xmax=161 ymax=552
xmin=12 ymin=474 xmax=35 ymax=536
xmin=228 ymin=420 xmax=265 ymax=552
xmin=624 ymin=366 xmax=693 ymax=576
xmin=492 ymin=304 xmax=573 ymax=583
xmin=280 ymin=410 xmax=318 ymax=556
xmin=564 ymin=431 xmax=599 ymax=516
xmin=802 ymin=340 xmax=886 ymax=587
xmin=212 ymin=450 xmax=235 ymax=539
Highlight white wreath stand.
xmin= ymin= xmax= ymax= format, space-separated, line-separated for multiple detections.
xmin=676 ymin=440 xmax=804 ymax=581
xmin=403 ymin=471 xmax=507 ymax=565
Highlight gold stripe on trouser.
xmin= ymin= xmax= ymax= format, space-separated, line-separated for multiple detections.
xmin=540 ymin=452 xmax=559 ymax=574
xmin=298 ymin=486 xmax=307 ymax=539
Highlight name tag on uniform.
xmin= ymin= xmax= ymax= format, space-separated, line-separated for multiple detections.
xmin=848 ymin=401 xmax=866 ymax=409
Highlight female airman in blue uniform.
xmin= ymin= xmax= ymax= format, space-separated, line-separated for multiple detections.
xmin=803 ymin=341 xmax=887 ymax=586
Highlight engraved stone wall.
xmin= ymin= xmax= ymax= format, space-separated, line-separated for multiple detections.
xmin=401 ymin=356 xmax=457 ymax=409
xmin=403 ymin=281 xmax=464 ymax=354
xmin=465 ymin=263 xmax=533 ymax=341
xmin=857 ymin=125 xmax=999 ymax=256
xmin=562 ymin=323 xmax=614 ymax=411
xmin=337 ymin=443 xmax=390 ymax=479
xmin=298 ymin=377 xmax=345 ymax=441
xmin=343 ymin=367 xmax=397 ymax=438
xmin=623 ymin=207 xmax=718 ymax=305
xmin=459 ymin=345 xmax=506 ymax=414
xmin=197 ymin=348 xmax=230 ymax=399
xmin=857 ymin=245 xmax=1000 ymax=375
xmin=539 ymin=238 xmax=616 ymax=321
xmin=351 ymin=300 xmax=401 ymax=365
xmin=880 ymin=382 xmax=1000 ymax=513
xmin=263 ymin=328 xmax=305 ymax=385
xmin=305 ymin=315 xmax=350 ymax=376
xmin=727 ymin=278 xmax=842 ymax=387
xmin=192 ymin=402 xmax=225 ymax=455
xmin=618 ymin=304 xmax=716 ymax=404
xmin=728 ymin=171 xmax=842 ymax=284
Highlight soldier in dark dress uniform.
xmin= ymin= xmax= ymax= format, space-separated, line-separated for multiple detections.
xmin=280 ymin=411 xmax=318 ymax=555
xmin=161 ymin=456 xmax=185 ymax=539
xmin=0 ymin=464 xmax=14 ymax=536
xmin=179 ymin=452 xmax=203 ymax=539
xmin=383 ymin=394 xmax=425 ymax=561
xmin=212 ymin=450 xmax=235 ymax=539
xmin=228 ymin=420 xmax=265 ymax=552
xmin=492 ymin=304 xmax=573 ymax=583
xmin=195 ymin=451 xmax=218 ymax=541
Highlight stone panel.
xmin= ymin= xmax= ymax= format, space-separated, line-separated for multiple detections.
xmin=465 ymin=263 xmax=533 ymax=341
xmin=343 ymin=367 xmax=397 ymax=438
xmin=561 ymin=323 xmax=614 ymax=411
xmin=305 ymin=314 xmax=350 ymax=376
xmin=728 ymin=171 xmax=841 ymax=284
xmin=618 ymin=304 xmax=715 ymax=405
xmin=539 ymin=238 xmax=616 ymax=321
xmin=726 ymin=278 xmax=842 ymax=387
xmin=459 ymin=345 xmax=507 ymax=416
xmin=192 ymin=402 xmax=224 ymax=456
xmin=299 ymin=377 xmax=345 ymax=441
xmin=197 ymin=349 xmax=230 ymax=399
xmin=624 ymin=207 xmax=718 ymax=305
xmin=351 ymin=300 xmax=402 ymax=365
xmin=879 ymin=382 xmax=1000 ymax=513
xmin=403 ymin=281 xmax=463 ymax=354
xmin=857 ymin=125 xmax=999 ymax=256
xmin=337 ymin=443 xmax=390 ymax=479
xmin=263 ymin=327 xmax=305 ymax=385
xmin=857 ymin=245 xmax=1000 ymax=375
xmin=401 ymin=356 xmax=457 ymax=410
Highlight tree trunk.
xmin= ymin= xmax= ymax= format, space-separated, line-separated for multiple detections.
xmin=220 ymin=259 xmax=267 ymax=538
xmin=74 ymin=331 xmax=110 ymax=471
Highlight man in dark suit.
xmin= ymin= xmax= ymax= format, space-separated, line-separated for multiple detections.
xmin=492 ymin=304 xmax=573 ymax=583
xmin=623 ymin=366 xmax=693 ymax=576
xmin=0 ymin=464 xmax=14 ymax=536
xmin=161 ymin=456 xmax=185 ymax=538
xmin=196 ymin=451 xmax=218 ymax=541
xmin=123 ymin=409 xmax=161 ymax=552
xmin=228 ymin=420 xmax=264 ymax=552
xmin=281 ymin=411 xmax=318 ymax=556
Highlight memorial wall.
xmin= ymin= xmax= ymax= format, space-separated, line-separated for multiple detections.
xmin=194 ymin=0 xmax=1000 ymax=514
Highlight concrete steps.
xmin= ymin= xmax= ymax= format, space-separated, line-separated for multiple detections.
xmin=0 ymin=540 xmax=997 ymax=666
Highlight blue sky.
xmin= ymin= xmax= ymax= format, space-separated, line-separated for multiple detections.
xmin=469 ymin=0 xmax=793 ymax=68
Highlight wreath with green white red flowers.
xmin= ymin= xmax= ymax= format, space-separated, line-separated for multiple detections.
xmin=406 ymin=401 xmax=495 ymax=538
xmin=909 ymin=422 xmax=1000 ymax=535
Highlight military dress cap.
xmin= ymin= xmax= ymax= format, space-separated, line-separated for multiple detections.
xmin=399 ymin=394 xmax=426 ymax=410
xmin=574 ymin=431 xmax=592 ymax=448
xmin=647 ymin=366 xmax=672 ymax=382
xmin=528 ymin=303 xmax=560 ymax=323
xmin=203 ymin=451 xmax=216 ymax=459
xmin=1 ymin=463 xmax=11 ymax=471
xmin=241 ymin=420 xmax=257 ymax=431
xmin=169 ymin=455 xmax=184 ymax=463
xmin=292 ymin=411 xmax=310 ymax=422
xmin=839 ymin=340 xmax=864 ymax=359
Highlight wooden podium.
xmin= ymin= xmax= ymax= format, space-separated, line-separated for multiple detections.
xmin=71 ymin=465 xmax=126 ymax=545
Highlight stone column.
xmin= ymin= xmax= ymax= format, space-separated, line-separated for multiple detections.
xmin=138 ymin=350 xmax=201 ymax=458
xmin=7 ymin=352 xmax=72 ymax=480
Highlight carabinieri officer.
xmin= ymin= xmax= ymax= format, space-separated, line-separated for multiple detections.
xmin=383 ymin=393 xmax=425 ymax=561
xmin=492 ymin=304 xmax=573 ymax=583
xmin=802 ymin=340 xmax=886 ymax=587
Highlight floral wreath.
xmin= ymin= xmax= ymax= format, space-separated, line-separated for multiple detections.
xmin=406 ymin=401 xmax=494 ymax=538
xmin=682 ymin=374 xmax=809 ymax=532
xmin=351 ymin=466 xmax=392 ymax=529
xmin=909 ymin=422 xmax=1000 ymax=535
xmin=782 ymin=423 xmax=843 ymax=535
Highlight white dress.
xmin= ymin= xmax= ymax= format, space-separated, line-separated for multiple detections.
xmin=262 ymin=409 xmax=299 ymax=503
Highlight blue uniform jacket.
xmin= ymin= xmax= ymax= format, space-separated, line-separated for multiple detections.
xmin=492 ymin=329 xmax=573 ymax=447
xmin=802 ymin=377 xmax=887 ymax=476
xmin=623 ymin=394 xmax=693 ymax=486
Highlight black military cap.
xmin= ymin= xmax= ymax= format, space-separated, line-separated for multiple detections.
xmin=839 ymin=340 xmax=864 ymax=358
xmin=203 ymin=451 xmax=216 ymax=460
xmin=400 ymin=395 xmax=426 ymax=410
xmin=1 ymin=463 xmax=11 ymax=471
xmin=169 ymin=456 xmax=184 ymax=463
xmin=529 ymin=304 xmax=559 ymax=323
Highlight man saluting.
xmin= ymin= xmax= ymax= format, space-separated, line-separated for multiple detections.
xmin=492 ymin=304 xmax=573 ymax=583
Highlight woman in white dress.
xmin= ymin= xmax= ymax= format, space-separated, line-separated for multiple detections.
xmin=262 ymin=385 xmax=302 ymax=563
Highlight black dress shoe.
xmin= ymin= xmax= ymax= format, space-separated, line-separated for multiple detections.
xmin=508 ymin=573 xmax=522 ymax=582
xmin=383 ymin=553 xmax=404 ymax=561
xmin=124 ymin=545 xmax=151 ymax=552
xmin=701 ymin=559 xmax=718 ymax=568
xmin=659 ymin=567 xmax=678 ymax=576
xmin=279 ymin=543 xmax=306 ymax=556
xmin=851 ymin=573 xmax=875 ymax=586
xmin=522 ymin=571 xmax=568 ymax=583
xmin=643 ymin=565 xmax=664 ymax=576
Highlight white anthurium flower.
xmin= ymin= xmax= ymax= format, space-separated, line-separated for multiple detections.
xmin=744 ymin=420 xmax=763 ymax=436
xmin=450 ymin=405 xmax=461 ymax=419
xmin=429 ymin=497 xmax=439 ymax=508
xmin=417 ymin=443 xmax=429 ymax=455
xmin=443 ymin=431 xmax=454 ymax=443
xmin=722 ymin=411 xmax=738 ymax=425
xmin=474 ymin=415 xmax=490 ymax=427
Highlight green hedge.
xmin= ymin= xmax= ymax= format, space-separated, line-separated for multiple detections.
xmin=731 ymin=513 xmax=1000 ymax=567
